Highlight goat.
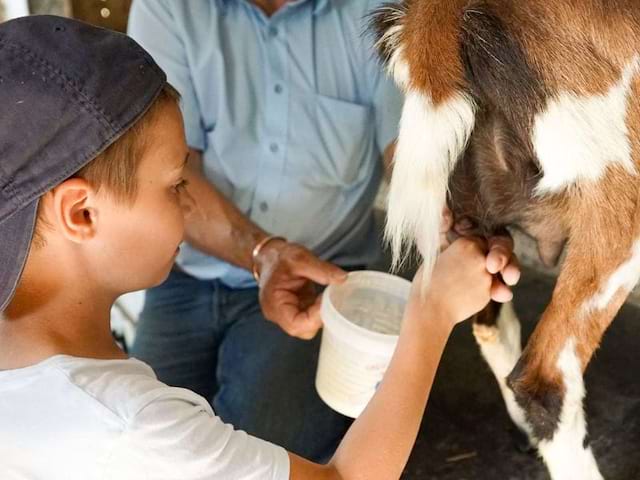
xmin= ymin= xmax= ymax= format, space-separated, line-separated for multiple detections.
xmin=370 ymin=1 xmax=640 ymax=478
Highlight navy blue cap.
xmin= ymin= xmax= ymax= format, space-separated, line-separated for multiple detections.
xmin=0 ymin=15 xmax=167 ymax=311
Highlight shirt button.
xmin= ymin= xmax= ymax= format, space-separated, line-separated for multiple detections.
xmin=268 ymin=26 xmax=278 ymax=37
xmin=274 ymin=84 xmax=283 ymax=94
xmin=259 ymin=201 xmax=269 ymax=213
xmin=270 ymin=143 xmax=279 ymax=153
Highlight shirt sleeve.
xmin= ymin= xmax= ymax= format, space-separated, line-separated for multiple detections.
xmin=128 ymin=0 xmax=206 ymax=151
xmin=104 ymin=389 xmax=290 ymax=480
xmin=364 ymin=1 xmax=404 ymax=154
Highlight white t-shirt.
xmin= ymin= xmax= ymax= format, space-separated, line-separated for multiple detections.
xmin=0 ymin=355 xmax=290 ymax=479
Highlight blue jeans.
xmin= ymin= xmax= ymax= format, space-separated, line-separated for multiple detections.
xmin=130 ymin=267 xmax=352 ymax=462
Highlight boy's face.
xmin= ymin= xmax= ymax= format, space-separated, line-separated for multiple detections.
xmin=93 ymin=102 xmax=189 ymax=293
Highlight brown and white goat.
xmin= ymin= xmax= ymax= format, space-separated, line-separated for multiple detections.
xmin=371 ymin=1 xmax=640 ymax=478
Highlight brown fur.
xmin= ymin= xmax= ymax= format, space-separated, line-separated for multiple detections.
xmin=399 ymin=0 xmax=470 ymax=101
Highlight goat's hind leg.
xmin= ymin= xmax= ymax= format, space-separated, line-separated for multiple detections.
xmin=473 ymin=301 xmax=536 ymax=451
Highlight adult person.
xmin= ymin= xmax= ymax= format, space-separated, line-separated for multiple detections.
xmin=127 ymin=0 xmax=403 ymax=461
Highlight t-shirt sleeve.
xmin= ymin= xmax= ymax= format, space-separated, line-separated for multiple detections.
xmin=104 ymin=389 xmax=290 ymax=480
xmin=128 ymin=0 xmax=206 ymax=151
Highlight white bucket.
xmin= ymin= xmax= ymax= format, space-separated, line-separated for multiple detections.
xmin=315 ymin=270 xmax=411 ymax=418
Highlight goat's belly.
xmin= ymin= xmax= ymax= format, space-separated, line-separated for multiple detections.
xmin=448 ymin=172 xmax=568 ymax=267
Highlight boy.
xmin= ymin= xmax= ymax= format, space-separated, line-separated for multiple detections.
xmin=0 ymin=15 xmax=519 ymax=479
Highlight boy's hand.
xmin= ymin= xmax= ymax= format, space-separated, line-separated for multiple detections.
xmin=440 ymin=208 xmax=521 ymax=303
xmin=255 ymin=240 xmax=347 ymax=340
xmin=417 ymin=237 xmax=494 ymax=326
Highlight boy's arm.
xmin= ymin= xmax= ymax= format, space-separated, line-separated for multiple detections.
xmin=289 ymin=238 xmax=505 ymax=480
xmin=290 ymin=305 xmax=453 ymax=480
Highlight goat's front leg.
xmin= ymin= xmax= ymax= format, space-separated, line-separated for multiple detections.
xmin=506 ymin=200 xmax=640 ymax=479
xmin=508 ymin=329 xmax=604 ymax=480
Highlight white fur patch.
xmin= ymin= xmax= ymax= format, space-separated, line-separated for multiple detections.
xmin=388 ymin=46 xmax=410 ymax=90
xmin=474 ymin=303 xmax=533 ymax=441
xmin=533 ymin=55 xmax=640 ymax=194
xmin=538 ymin=339 xmax=603 ymax=480
xmin=385 ymin=90 xmax=476 ymax=277
xmin=583 ymin=239 xmax=640 ymax=313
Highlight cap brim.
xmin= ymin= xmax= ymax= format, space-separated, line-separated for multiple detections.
xmin=0 ymin=199 xmax=38 ymax=312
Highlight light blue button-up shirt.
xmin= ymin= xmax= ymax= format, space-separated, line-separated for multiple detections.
xmin=129 ymin=0 xmax=403 ymax=288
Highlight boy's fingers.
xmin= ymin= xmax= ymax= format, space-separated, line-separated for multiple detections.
xmin=490 ymin=277 xmax=513 ymax=303
xmin=440 ymin=208 xmax=454 ymax=233
xmin=486 ymin=236 xmax=514 ymax=274
xmin=486 ymin=247 xmax=509 ymax=274
xmin=502 ymin=257 xmax=521 ymax=286
xmin=460 ymin=235 xmax=488 ymax=253
xmin=488 ymin=234 xmax=514 ymax=251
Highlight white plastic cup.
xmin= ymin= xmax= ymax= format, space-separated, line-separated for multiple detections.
xmin=315 ymin=270 xmax=411 ymax=418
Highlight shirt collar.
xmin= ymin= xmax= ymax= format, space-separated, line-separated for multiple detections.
xmin=218 ymin=0 xmax=332 ymax=16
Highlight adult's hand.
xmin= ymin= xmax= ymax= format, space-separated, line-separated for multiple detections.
xmin=254 ymin=239 xmax=347 ymax=340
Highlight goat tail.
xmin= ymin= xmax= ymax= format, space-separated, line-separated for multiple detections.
xmin=368 ymin=3 xmax=408 ymax=69
xmin=371 ymin=1 xmax=477 ymax=282
xmin=385 ymin=90 xmax=477 ymax=281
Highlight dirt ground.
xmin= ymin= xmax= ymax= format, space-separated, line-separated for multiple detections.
xmin=402 ymin=269 xmax=640 ymax=480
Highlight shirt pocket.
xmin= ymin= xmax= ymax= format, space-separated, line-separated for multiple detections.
xmin=288 ymin=93 xmax=374 ymax=189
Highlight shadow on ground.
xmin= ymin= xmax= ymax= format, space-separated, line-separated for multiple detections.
xmin=401 ymin=268 xmax=640 ymax=480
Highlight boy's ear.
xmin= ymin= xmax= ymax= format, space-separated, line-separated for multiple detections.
xmin=50 ymin=178 xmax=98 ymax=243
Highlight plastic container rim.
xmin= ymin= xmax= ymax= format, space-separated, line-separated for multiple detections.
xmin=321 ymin=270 xmax=411 ymax=351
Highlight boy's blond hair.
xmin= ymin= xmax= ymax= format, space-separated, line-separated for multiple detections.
xmin=32 ymin=84 xmax=181 ymax=248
